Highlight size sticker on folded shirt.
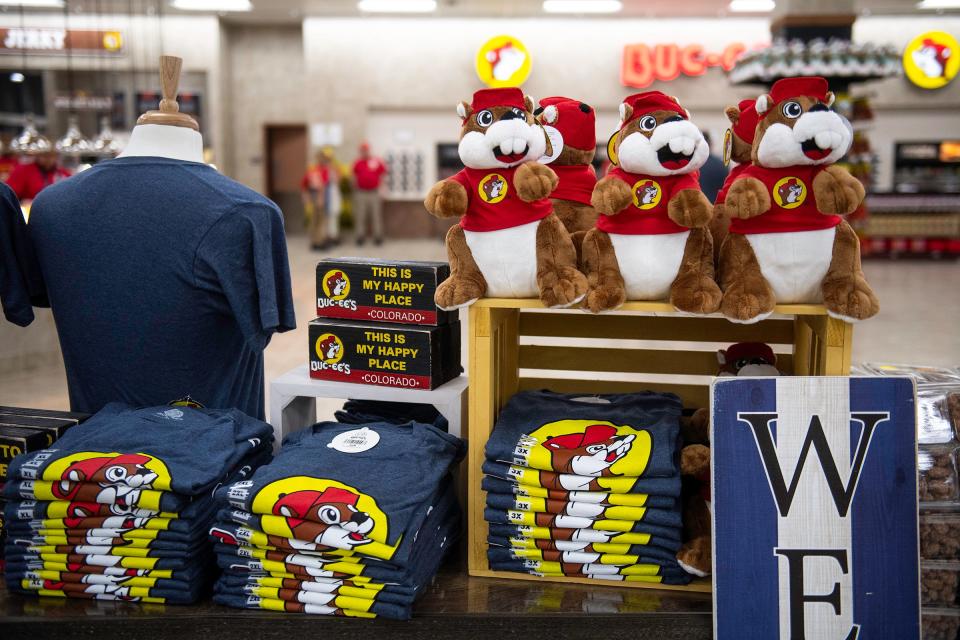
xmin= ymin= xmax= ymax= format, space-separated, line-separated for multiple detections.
xmin=327 ymin=427 xmax=380 ymax=454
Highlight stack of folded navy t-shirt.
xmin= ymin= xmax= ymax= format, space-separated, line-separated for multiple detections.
xmin=209 ymin=419 xmax=465 ymax=619
xmin=482 ymin=390 xmax=692 ymax=585
xmin=2 ymin=403 xmax=272 ymax=604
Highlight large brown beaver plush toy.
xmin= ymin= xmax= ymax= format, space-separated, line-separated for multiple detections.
xmin=580 ymin=91 xmax=721 ymax=314
xmin=719 ymin=76 xmax=879 ymax=324
xmin=424 ymin=88 xmax=587 ymax=310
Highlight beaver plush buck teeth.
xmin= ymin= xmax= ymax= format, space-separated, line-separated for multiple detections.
xmin=424 ymin=88 xmax=587 ymax=310
xmin=580 ymin=91 xmax=721 ymax=314
xmin=718 ymin=76 xmax=878 ymax=324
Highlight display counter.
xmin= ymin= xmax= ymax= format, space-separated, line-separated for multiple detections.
xmin=0 ymin=568 xmax=713 ymax=640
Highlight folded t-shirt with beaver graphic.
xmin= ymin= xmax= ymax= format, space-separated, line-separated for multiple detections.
xmin=481 ymin=460 xmax=682 ymax=497
xmin=484 ymin=492 xmax=681 ymax=528
xmin=488 ymin=559 xmax=691 ymax=585
xmin=213 ymin=421 xmax=464 ymax=562
xmin=481 ymin=475 xmax=676 ymax=509
xmin=483 ymin=506 xmax=681 ymax=537
xmin=485 ymin=391 xmax=681 ymax=480
xmin=5 ymin=402 xmax=273 ymax=496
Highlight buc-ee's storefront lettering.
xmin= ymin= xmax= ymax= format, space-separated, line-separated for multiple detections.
xmin=621 ymin=42 xmax=750 ymax=88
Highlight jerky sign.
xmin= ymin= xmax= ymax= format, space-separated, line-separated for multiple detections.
xmin=0 ymin=28 xmax=123 ymax=54
xmin=621 ymin=42 xmax=747 ymax=89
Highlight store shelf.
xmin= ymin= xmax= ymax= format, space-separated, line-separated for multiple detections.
xmin=475 ymin=297 xmax=829 ymax=316
xmin=0 ymin=571 xmax=713 ymax=640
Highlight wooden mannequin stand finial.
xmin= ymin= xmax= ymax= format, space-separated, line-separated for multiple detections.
xmin=136 ymin=55 xmax=199 ymax=131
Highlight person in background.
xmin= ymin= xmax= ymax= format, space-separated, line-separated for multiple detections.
xmin=0 ymin=143 xmax=19 ymax=183
xmin=6 ymin=147 xmax=71 ymax=203
xmin=301 ymin=150 xmax=334 ymax=251
xmin=322 ymin=147 xmax=343 ymax=247
xmin=351 ymin=141 xmax=387 ymax=246
xmin=698 ymin=132 xmax=727 ymax=203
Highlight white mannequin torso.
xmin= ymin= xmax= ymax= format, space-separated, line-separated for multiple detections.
xmin=119 ymin=123 xmax=204 ymax=163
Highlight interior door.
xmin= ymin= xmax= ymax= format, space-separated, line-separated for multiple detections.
xmin=265 ymin=124 xmax=308 ymax=234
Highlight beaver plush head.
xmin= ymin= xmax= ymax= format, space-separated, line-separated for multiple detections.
xmin=613 ymin=91 xmax=708 ymax=177
xmin=723 ymin=98 xmax=760 ymax=166
xmin=457 ymin=87 xmax=549 ymax=170
xmin=535 ymin=96 xmax=596 ymax=166
xmin=752 ymin=76 xmax=852 ymax=168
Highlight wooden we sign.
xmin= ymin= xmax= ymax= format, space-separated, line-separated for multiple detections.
xmin=712 ymin=377 xmax=919 ymax=640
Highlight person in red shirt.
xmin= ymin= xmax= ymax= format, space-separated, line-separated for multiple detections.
xmin=6 ymin=148 xmax=71 ymax=203
xmin=351 ymin=142 xmax=387 ymax=246
xmin=301 ymin=150 xmax=335 ymax=250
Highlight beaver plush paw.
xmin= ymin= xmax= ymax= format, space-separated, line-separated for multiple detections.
xmin=681 ymin=444 xmax=711 ymax=477
xmin=424 ymin=180 xmax=469 ymax=219
xmin=720 ymin=280 xmax=776 ymax=324
xmin=677 ymin=536 xmax=711 ymax=577
xmin=514 ymin=162 xmax=558 ymax=202
xmin=813 ymin=166 xmax=865 ymax=216
xmin=671 ymin=275 xmax=722 ymax=314
xmin=724 ymin=177 xmax=770 ymax=219
xmin=434 ymin=276 xmax=485 ymax=311
xmin=538 ymin=266 xmax=588 ymax=309
xmin=590 ymin=176 xmax=633 ymax=216
xmin=584 ymin=281 xmax=626 ymax=313
xmin=667 ymin=189 xmax=713 ymax=228
xmin=822 ymin=273 xmax=880 ymax=322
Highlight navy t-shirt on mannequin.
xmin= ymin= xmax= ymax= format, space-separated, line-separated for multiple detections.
xmin=27 ymin=156 xmax=296 ymax=418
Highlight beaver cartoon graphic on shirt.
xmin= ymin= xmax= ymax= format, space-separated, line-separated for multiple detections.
xmin=482 ymin=175 xmax=506 ymax=201
xmin=637 ymin=184 xmax=659 ymax=206
xmin=49 ymin=453 xmax=164 ymax=507
xmin=542 ymin=424 xmax=635 ymax=478
xmin=273 ymin=487 xmax=375 ymax=550
xmin=776 ymin=178 xmax=803 ymax=204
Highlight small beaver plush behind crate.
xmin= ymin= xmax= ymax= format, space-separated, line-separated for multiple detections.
xmin=711 ymin=99 xmax=761 ymax=257
xmin=581 ymin=91 xmax=721 ymax=314
xmin=719 ymin=76 xmax=879 ymax=324
xmin=423 ymin=87 xmax=587 ymax=310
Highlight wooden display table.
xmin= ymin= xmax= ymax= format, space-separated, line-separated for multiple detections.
xmin=466 ymin=298 xmax=853 ymax=590
xmin=0 ymin=571 xmax=713 ymax=640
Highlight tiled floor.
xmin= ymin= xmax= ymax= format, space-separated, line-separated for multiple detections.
xmin=0 ymin=236 xmax=957 ymax=413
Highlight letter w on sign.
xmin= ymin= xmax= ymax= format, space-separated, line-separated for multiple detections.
xmin=711 ymin=377 xmax=919 ymax=640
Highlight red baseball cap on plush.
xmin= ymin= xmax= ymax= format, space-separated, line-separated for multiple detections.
xmin=620 ymin=91 xmax=686 ymax=128
xmin=732 ymin=99 xmax=760 ymax=144
xmin=766 ymin=76 xmax=830 ymax=110
xmin=542 ymin=424 xmax=618 ymax=450
xmin=471 ymin=87 xmax=525 ymax=112
xmin=538 ymin=96 xmax=596 ymax=150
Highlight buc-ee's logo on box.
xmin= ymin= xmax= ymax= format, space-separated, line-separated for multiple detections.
xmin=318 ymin=269 xmax=357 ymax=311
xmin=312 ymin=332 xmax=351 ymax=375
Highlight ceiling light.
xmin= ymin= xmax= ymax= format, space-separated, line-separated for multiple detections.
xmin=56 ymin=115 xmax=92 ymax=156
xmin=0 ymin=1 xmax=65 ymax=7
xmin=728 ymin=0 xmax=775 ymax=12
xmin=917 ymin=0 xmax=960 ymax=8
xmin=543 ymin=0 xmax=622 ymax=13
xmin=357 ymin=0 xmax=437 ymax=13
xmin=170 ymin=0 xmax=252 ymax=11
xmin=10 ymin=72 xmax=25 ymax=83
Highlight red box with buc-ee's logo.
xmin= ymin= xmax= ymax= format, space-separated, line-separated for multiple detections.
xmin=315 ymin=258 xmax=453 ymax=326
xmin=308 ymin=318 xmax=461 ymax=390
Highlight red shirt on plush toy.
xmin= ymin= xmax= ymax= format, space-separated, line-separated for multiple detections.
xmin=719 ymin=76 xmax=879 ymax=324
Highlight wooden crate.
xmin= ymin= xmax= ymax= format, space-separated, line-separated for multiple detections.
xmin=467 ymin=298 xmax=854 ymax=592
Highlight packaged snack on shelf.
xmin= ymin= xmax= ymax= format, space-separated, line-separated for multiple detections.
xmin=861 ymin=362 xmax=960 ymax=384
xmin=923 ymin=561 xmax=960 ymax=607
xmin=919 ymin=445 xmax=959 ymax=502
xmin=918 ymin=386 xmax=960 ymax=445
xmin=923 ymin=607 xmax=960 ymax=640
xmin=921 ymin=513 xmax=960 ymax=560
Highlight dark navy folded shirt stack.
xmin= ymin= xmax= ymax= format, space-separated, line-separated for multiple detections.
xmin=2 ymin=403 xmax=273 ymax=604
xmin=209 ymin=417 xmax=465 ymax=619
xmin=482 ymin=390 xmax=693 ymax=585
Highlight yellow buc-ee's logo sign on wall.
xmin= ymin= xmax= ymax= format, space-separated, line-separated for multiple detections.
xmin=476 ymin=35 xmax=531 ymax=88
xmin=903 ymin=31 xmax=959 ymax=90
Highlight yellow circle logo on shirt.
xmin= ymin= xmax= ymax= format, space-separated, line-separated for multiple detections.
xmin=315 ymin=333 xmax=345 ymax=364
xmin=523 ymin=419 xmax=653 ymax=478
xmin=476 ymin=35 xmax=532 ymax=88
xmin=478 ymin=173 xmax=509 ymax=204
xmin=321 ymin=270 xmax=351 ymax=301
xmin=772 ymin=177 xmax=807 ymax=209
xmin=723 ymin=128 xmax=733 ymax=167
xmin=903 ymin=31 xmax=959 ymax=90
xmin=632 ymin=179 xmax=661 ymax=210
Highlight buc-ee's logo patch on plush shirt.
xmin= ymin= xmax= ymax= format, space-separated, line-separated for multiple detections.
xmin=632 ymin=179 xmax=662 ymax=210
xmin=478 ymin=173 xmax=508 ymax=204
xmin=773 ymin=177 xmax=807 ymax=209
xmin=321 ymin=270 xmax=351 ymax=301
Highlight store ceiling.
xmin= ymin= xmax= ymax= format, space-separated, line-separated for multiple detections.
xmin=0 ymin=0 xmax=947 ymax=23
